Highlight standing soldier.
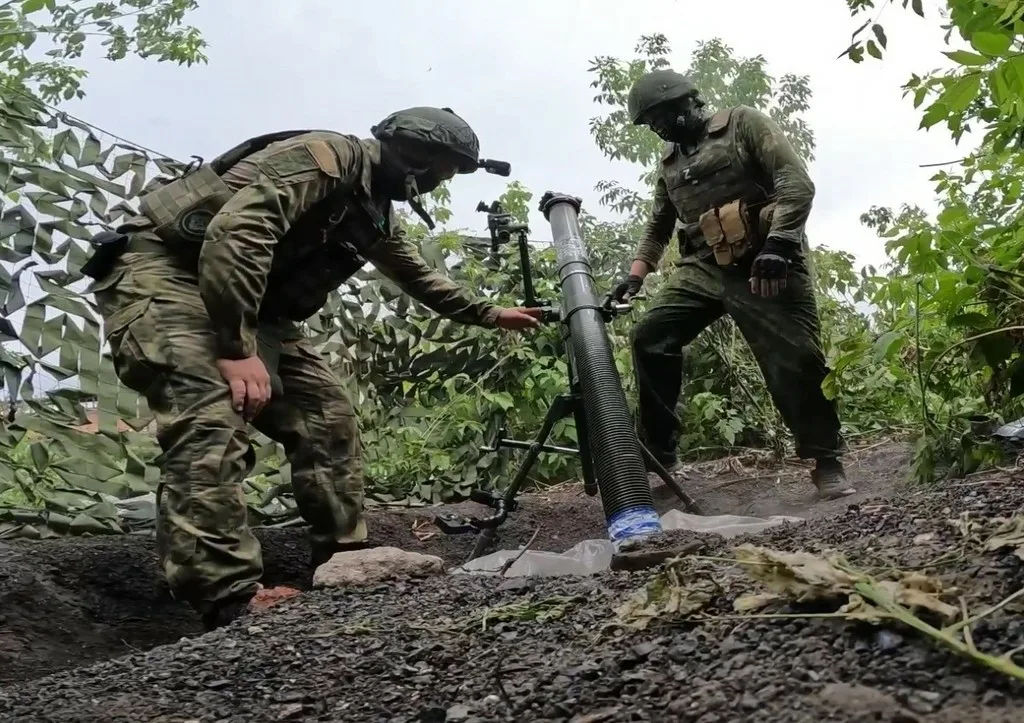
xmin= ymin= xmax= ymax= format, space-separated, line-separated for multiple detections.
xmin=84 ymin=107 xmax=541 ymax=630
xmin=609 ymin=70 xmax=855 ymax=502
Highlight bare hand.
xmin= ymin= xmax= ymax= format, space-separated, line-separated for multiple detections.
xmin=495 ymin=307 xmax=543 ymax=331
xmin=216 ymin=356 xmax=272 ymax=421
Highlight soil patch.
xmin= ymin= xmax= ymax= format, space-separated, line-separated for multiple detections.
xmin=0 ymin=492 xmax=607 ymax=686
xmin=656 ymin=438 xmax=912 ymax=519
xmin=0 ymin=440 xmax=911 ymax=689
xmin=1 ymin=465 xmax=1022 ymax=721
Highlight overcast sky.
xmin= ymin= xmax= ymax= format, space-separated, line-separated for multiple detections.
xmin=59 ymin=0 xmax=963 ymax=272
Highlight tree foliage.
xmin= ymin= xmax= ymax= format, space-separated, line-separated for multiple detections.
xmin=1 ymin=0 xmax=206 ymax=103
xmin=835 ymin=0 xmax=1024 ymax=479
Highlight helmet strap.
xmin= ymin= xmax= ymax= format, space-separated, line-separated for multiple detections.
xmin=404 ymin=174 xmax=436 ymax=230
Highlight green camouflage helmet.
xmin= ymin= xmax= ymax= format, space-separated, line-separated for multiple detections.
xmin=627 ymin=70 xmax=699 ymax=125
xmin=371 ymin=106 xmax=480 ymax=173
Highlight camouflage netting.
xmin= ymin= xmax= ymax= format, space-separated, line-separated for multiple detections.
xmin=0 ymin=92 xmax=534 ymax=539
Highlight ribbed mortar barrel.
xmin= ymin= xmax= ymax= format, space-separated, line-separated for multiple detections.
xmin=540 ymin=192 xmax=662 ymax=545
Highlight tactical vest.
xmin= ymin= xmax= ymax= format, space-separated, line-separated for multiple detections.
xmin=660 ymin=107 xmax=773 ymax=257
xmin=134 ymin=129 xmax=388 ymax=322
xmin=259 ymin=191 xmax=390 ymax=322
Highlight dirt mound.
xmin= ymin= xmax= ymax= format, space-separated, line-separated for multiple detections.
xmin=0 ymin=491 xmax=607 ymax=686
xmin=1 ymin=466 xmax=1022 ymax=722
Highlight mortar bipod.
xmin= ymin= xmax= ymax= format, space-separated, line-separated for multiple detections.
xmin=432 ymin=387 xmax=600 ymax=539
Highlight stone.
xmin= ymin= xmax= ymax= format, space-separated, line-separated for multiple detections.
xmin=312 ymin=546 xmax=447 ymax=588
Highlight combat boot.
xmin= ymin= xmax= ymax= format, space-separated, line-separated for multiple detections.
xmin=811 ymin=458 xmax=856 ymax=501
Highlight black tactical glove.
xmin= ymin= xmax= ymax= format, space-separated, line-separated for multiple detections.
xmin=749 ymin=238 xmax=793 ymax=298
xmin=610 ymin=274 xmax=644 ymax=304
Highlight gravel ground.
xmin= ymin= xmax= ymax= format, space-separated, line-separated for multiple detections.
xmin=0 ymin=491 xmax=609 ymax=685
xmin=2 ymin=466 xmax=1023 ymax=722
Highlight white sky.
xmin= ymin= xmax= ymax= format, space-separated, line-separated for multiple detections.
xmin=5 ymin=0 xmax=970 ymax=393
xmin=59 ymin=0 xmax=964 ymax=272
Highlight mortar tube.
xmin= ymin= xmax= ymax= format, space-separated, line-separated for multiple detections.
xmin=539 ymin=192 xmax=662 ymax=545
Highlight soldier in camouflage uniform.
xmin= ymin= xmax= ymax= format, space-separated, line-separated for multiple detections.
xmin=609 ymin=70 xmax=854 ymax=501
xmin=84 ymin=107 xmax=540 ymax=630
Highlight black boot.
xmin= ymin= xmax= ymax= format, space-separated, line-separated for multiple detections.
xmin=199 ymin=593 xmax=255 ymax=632
xmin=811 ymin=458 xmax=856 ymax=501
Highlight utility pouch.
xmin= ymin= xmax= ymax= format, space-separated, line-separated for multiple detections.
xmin=138 ymin=165 xmax=235 ymax=246
xmin=81 ymin=230 xmax=129 ymax=280
xmin=700 ymin=199 xmax=752 ymax=266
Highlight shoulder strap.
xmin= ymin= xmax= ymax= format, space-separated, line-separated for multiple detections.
xmin=208 ymin=129 xmax=336 ymax=174
xmin=707 ymin=108 xmax=734 ymax=135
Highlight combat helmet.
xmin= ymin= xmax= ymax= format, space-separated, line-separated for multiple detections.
xmin=371 ymin=106 xmax=480 ymax=173
xmin=627 ymin=70 xmax=699 ymax=125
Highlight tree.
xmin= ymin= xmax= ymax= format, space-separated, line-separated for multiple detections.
xmin=587 ymin=35 xmax=815 ymax=216
xmin=834 ymin=0 xmax=1024 ymax=480
xmin=1 ymin=0 xmax=206 ymax=104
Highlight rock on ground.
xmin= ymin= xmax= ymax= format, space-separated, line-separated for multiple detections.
xmin=1 ymin=463 xmax=1022 ymax=722
xmin=313 ymin=547 xmax=446 ymax=588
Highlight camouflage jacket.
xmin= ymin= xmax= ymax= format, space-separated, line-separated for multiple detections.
xmin=633 ymin=105 xmax=815 ymax=270
xmin=122 ymin=132 xmax=501 ymax=360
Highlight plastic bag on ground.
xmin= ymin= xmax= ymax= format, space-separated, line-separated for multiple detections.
xmin=660 ymin=509 xmax=802 ymax=538
xmin=454 ymin=509 xmax=804 ymax=577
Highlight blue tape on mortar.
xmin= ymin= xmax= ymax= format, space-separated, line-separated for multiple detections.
xmin=608 ymin=504 xmax=663 ymax=547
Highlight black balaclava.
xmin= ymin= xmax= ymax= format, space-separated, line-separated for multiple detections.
xmin=372 ymin=141 xmax=450 ymax=230
xmin=644 ymin=94 xmax=710 ymax=147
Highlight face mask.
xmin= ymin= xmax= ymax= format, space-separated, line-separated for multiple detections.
xmin=372 ymin=144 xmax=442 ymax=230
xmin=646 ymin=96 xmax=708 ymax=144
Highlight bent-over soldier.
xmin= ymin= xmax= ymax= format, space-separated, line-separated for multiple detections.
xmin=84 ymin=107 xmax=540 ymax=629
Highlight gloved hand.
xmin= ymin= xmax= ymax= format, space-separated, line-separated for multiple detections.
xmin=749 ymin=238 xmax=792 ymax=298
xmin=610 ymin=274 xmax=644 ymax=304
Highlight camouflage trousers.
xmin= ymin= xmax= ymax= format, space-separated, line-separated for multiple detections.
xmin=630 ymin=252 xmax=845 ymax=465
xmin=90 ymin=240 xmax=365 ymax=612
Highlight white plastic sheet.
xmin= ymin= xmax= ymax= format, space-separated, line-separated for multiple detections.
xmin=454 ymin=509 xmax=803 ymax=577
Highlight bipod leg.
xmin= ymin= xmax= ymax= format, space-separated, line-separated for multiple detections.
xmin=640 ymin=441 xmax=704 ymax=515
xmin=464 ymin=393 xmax=575 ymax=563
xmin=469 ymin=527 xmax=497 ymax=561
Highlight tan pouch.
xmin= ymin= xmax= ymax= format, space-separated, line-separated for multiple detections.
xmin=717 ymin=199 xmax=751 ymax=260
xmin=699 ymin=208 xmax=733 ymax=265
xmin=139 ymin=164 xmax=235 ymax=245
xmin=701 ymin=199 xmax=757 ymax=266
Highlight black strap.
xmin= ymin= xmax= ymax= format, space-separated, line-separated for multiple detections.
xmin=208 ymin=129 xmax=337 ymax=175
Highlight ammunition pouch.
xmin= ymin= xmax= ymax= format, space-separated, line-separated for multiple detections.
xmin=699 ymin=199 xmax=778 ymax=266
xmin=138 ymin=165 xmax=235 ymax=245
xmin=81 ymin=230 xmax=129 ymax=280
